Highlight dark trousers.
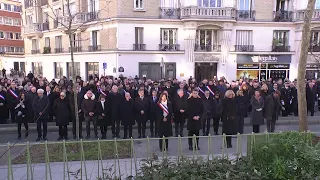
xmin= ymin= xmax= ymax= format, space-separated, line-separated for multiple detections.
xmin=58 ymin=125 xmax=68 ymax=138
xmin=174 ymin=122 xmax=184 ymax=137
xmin=123 ymin=125 xmax=133 ymax=138
xmin=159 ymin=137 xmax=169 ymax=151
xmin=37 ymin=119 xmax=47 ymax=138
xmin=212 ymin=117 xmax=220 ymax=134
xmin=282 ymin=103 xmax=291 ymax=116
xmin=202 ymin=119 xmax=211 ymax=136
xmin=226 ymin=136 xmax=232 ymax=147
xmin=10 ymin=108 xmax=16 ymax=123
xmin=72 ymin=113 xmax=83 ymax=137
xmin=17 ymin=117 xmax=28 ymax=138
xmin=100 ymin=126 xmax=108 ymax=138
xmin=252 ymin=125 xmax=260 ymax=133
xmin=308 ymin=103 xmax=315 ymax=116
xmin=188 ymin=130 xmax=199 ymax=147
xmin=237 ymin=116 xmax=244 ymax=134
xmin=138 ymin=121 xmax=146 ymax=137
xmin=267 ymin=119 xmax=276 ymax=132
xmin=150 ymin=119 xmax=157 ymax=136
xmin=85 ymin=117 xmax=97 ymax=137
xmin=111 ymin=120 xmax=120 ymax=136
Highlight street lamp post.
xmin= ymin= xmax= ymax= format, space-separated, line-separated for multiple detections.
xmin=160 ymin=57 xmax=164 ymax=79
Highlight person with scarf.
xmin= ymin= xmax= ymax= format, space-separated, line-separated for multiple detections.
xmin=156 ymin=93 xmax=173 ymax=151
xmin=15 ymin=92 xmax=28 ymax=140
xmin=7 ymin=82 xmax=20 ymax=123
xmin=96 ymin=95 xmax=110 ymax=139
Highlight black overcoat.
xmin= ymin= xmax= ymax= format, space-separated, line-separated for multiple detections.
xmin=156 ymin=101 xmax=173 ymax=137
xmin=53 ymin=98 xmax=70 ymax=126
xmin=96 ymin=101 xmax=111 ymax=126
xmin=221 ymin=98 xmax=238 ymax=135
xmin=173 ymin=95 xmax=187 ymax=123
xmin=134 ymin=97 xmax=149 ymax=123
xmin=120 ymin=99 xmax=135 ymax=126
xmin=108 ymin=92 xmax=121 ymax=121
xmin=186 ymin=97 xmax=203 ymax=131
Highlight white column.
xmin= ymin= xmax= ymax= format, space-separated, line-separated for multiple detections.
xmin=183 ymin=22 xmax=197 ymax=79
xmin=218 ymin=23 xmax=233 ymax=81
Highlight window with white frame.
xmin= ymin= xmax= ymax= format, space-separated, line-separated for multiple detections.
xmin=54 ymin=62 xmax=63 ymax=79
xmin=0 ymin=47 xmax=4 ymax=53
xmin=4 ymin=17 xmax=12 ymax=25
xmin=6 ymin=32 xmax=13 ymax=40
xmin=197 ymin=0 xmax=221 ymax=7
xmin=88 ymin=0 xmax=99 ymax=12
xmin=15 ymin=47 xmax=23 ymax=52
xmin=195 ymin=30 xmax=219 ymax=50
xmin=45 ymin=37 xmax=50 ymax=47
xmin=32 ymin=62 xmax=43 ymax=75
xmin=14 ymin=19 xmax=21 ymax=26
xmin=236 ymin=30 xmax=253 ymax=45
xmin=0 ymin=31 xmax=3 ymax=39
xmin=32 ymin=39 xmax=39 ymax=50
xmin=161 ymin=0 xmax=179 ymax=7
xmin=26 ymin=15 xmax=33 ymax=25
xmin=273 ymin=30 xmax=289 ymax=46
xmin=15 ymin=33 xmax=21 ymax=40
xmin=0 ymin=17 xmax=3 ymax=24
xmin=64 ymin=2 xmax=76 ymax=15
xmin=91 ymin=31 xmax=98 ymax=46
xmin=8 ymin=47 xmax=14 ymax=52
xmin=134 ymin=0 xmax=144 ymax=9
xmin=316 ymin=0 xmax=320 ymax=9
xmin=135 ymin=27 xmax=144 ymax=44
xmin=238 ymin=0 xmax=251 ymax=10
xmin=160 ymin=28 xmax=177 ymax=45
xmin=55 ymin=36 xmax=62 ymax=49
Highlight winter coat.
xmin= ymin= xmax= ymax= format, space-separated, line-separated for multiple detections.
xmin=15 ymin=99 xmax=27 ymax=123
xmin=201 ymin=96 xmax=214 ymax=120
xmin=235 ymin=95 xmax=247 ymax=117
xmin=173 ymin=95 xmax=187 ymax=124
xmin=7 ymin=88 xmax=20 ymax=109
xmin=221 ymin=98 xmax=238 ymax=135
xmin=32 ymin=95 xmax=50 ymax=120
xmin=108 ymin=92 xmax=122 ymax=121
xmin=148 ymin=96 xmax=159 ymax=121
xmin=120 ymin=98 xmax=135 ymax=126
xmin=264 ymin=95 xmax=281 ymax=121
xmin=134 ymin=96 xmax=149 ymax=123
xmin=96 ymin=100 xmax=111 ymax=126
xmin=156 ymin=101 xmax=173 ymax=137
xmin=186 ymin=97 xmax=203 ymax=131
xmin=53 ymin=98 xmax=71 ymax=126
xmin=26 ymin=92 xmax=36 ymax=121
xmin=212 ymin=98 xmax=222 ymax=118
xmin=81 ymin=94 xmax=97 ymax=120
xmin=250 ymin=96 xmax=265 ymax=126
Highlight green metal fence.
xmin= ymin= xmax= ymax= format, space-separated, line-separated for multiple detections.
xmin=0 ymin=131 xmax=314 ymax=180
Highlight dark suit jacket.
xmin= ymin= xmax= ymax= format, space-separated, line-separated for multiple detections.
xmin=134 ymin=96 xmax=149 ymax=122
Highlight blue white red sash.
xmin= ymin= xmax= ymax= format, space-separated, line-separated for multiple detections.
xmin=100 ymin=89 xmax=106 ymax=96
xmin=198 ymin=87 xmax=205 ymax=94
xmin=0 ymin=94 xmax=5 ymax=100
xmin=206 ymin=86 xmax=215 ymax=95
xmin=158 ymin=103 xmax=169 ymax=115
xmin=187 ymin=92 xmax=190 ymax=96
xmin=123 ymin=89 xmax=127 ymax=94
xmin=9 ymin=89 xmax=18 ymax=99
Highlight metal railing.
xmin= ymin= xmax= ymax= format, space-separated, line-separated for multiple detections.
xmin=272 ymin=45 xmax=290 ymax=52
xmin=194 ymin=44 xmax=221 ymax=52
xmin=159 ymin=44 xmax=180 ymax=51
xmin=309 ymin=45 xmax=320 ymax=52
xmin=181 ymin=7 xmax=236 ymax=19
xmin=31 ymin=50 xmax=40 ymax=54
xmin=273 ymin=10 xmax=293 ymax=22
xmin=295 ymin=9 xmax=320 ymax=21
xmin=236 ymin=10 xmax=255 ymax=21
xmin=69 ymin=46 xmax=82 ymax=52
xmin=88 ymin=45 xmax=101 ymax=52
xmin=54 ymin=48 xmax=64 ymax=53
xmin=235 ymin=45 xmax=254 ymax=52
xmin=1 ymin=132 xmax=313 ymax=179
xmin=133 ymin=44 xmax=146 ymax=50
xmin=159 ymin=8 xmax=180 ymax=19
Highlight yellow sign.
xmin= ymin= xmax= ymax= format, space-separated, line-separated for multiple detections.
xmin=180 ymin=73 xmax=184 ymax=77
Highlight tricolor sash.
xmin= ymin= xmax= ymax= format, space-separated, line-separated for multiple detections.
xmin=100 ymin=89 xmax=107 ymax=96
xmin=9 ymin=89 xmax=18 ymax=99
xmin=0 ymin=94 xmax=5 ymax=100
xmin=206 ymin=86 xmax=215 ymax=95
xmin=198 ymin=87 xmax=205 ymax=94
xmin=187 ymin=92 xmax=190 ymax=96
xmin=123 ymin=89 xmax=127 ymax=94
xmin=158 ymin=102 xmax=169 ymax=115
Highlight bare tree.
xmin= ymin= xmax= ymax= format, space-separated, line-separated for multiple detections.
xmin=24 ymin=0 xmax=110 ymax=139
xmin=297 ymin=0 xmax=316 ymax=132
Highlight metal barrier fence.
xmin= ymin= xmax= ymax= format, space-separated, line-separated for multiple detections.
xmin=0 ymin=131 xmax=314 ymax=180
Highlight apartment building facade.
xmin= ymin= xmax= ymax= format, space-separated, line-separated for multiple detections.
xmin=0 ymin=0 xmax=24 ymax=73
xmin=21 ymin=0 xmax=320 ymax=81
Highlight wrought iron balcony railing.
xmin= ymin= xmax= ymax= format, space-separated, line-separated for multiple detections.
xmin=159 ymin=8 xmax=180 ymax=19
xmin=181 ymin=7 xmax=236 ymax=19
xmin=194 ymin=44 xmax=221 ymax=52
xmin=235 ymin=45 xmax=254 ymax=52
xmin=273 ymin=10 xmax=293 ymax=22
xmin=159 ymin=44 xmax=180 ymax=51
xmin=133 ymin=44 xmax=146 ymax=51
xmin=236 ymin=10 xmax=255 ymax=21
xmin=88 ymin=45 xmax=101 ymax=52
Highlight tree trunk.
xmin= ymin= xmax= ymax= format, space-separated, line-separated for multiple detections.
xmin=69 ymin=33 xmax=80 ymax=140
xmin=298 ymin=0 xmax=316 ymax=132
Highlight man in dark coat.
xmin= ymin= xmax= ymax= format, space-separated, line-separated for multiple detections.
xmin=0 ymin=86 xmax=7 ymax=124
xmin=81 ymin=90 xmax=98 ymax=139
xmin=7 ymin=82 xmax=20 ymax=123
xmin=32 ymin=89 xmax=50 ymax=141
xmin=201 ymin=90 xmax=214 ymax=136
xmin=186 ymin=89 xmax=203 ymax=150
xmin=135 ymin=89 xmax=149 ymax=138
xmin=108 ymin=85 xmax=122 ymax=138
xmin=26 ymin=87 xmax=37 ymax=123
xmin=264 ymin=91 xmax=283 ymax=132
xmin=73 ymin=87 xmax=84 ymax=139
xmin=280 ymin=82 xmax=292 ymax=116
xmin=53 ymin=92 xmax=71 ymax=140
xmin=148 ymin=90 xmax=159 ymax=137
xmin=306 ymin=82 xmax=316 ymax=116
xmin=120 ymin=92 xmax=135 ymax=139
xmin=173 ymin=89 xmax=188 ymax=137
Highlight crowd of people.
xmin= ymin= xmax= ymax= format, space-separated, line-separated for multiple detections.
xmin=0 ymin=71 xmax=319 ymax=150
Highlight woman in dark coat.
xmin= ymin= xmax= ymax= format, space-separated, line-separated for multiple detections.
xmin=264 ymin=91 xmax=282 ymax=132
xmin=96 ymin=95 xmax=110 ymax=139
xmin=53 ymin=92 xmax=71 ymax=140
xmin=222 ymin=90 xmax=238 ymax=148
xmin=15 ymin=92 xmax=28 ymax=139
xmin=235 ymin=90 xmax=247 ymax=134
xmin=156 ymin=93 xmax=173 ymax=151
xmin=120 ymin=93 xmax=135 ymax=139
xmin=173 ymin=89 xmax=188 ymax=137
xmin=250 ymin=90 xmax=264 ymax=133
xmin=212 ymin=92 xmax=222 ymax=135
xmin=186 ymin=89 xmax=203 ymax=150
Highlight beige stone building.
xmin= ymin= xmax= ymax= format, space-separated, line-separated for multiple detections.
xmin=21 ymin=0 xmax=320 ymax=81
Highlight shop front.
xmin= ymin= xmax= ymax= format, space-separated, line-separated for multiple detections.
xmin=236 ymin=55 xmax=291 ymax=81
xmin=306 ymin=64 xmax=320 ymax=79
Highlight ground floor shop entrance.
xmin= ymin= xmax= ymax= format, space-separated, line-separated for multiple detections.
xmin=195 ymin=63 xmax=217 ymax=82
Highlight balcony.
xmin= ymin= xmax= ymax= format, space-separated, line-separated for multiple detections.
xmin=309 ymin=45 xmax=320 ymax=52
xmin=295 ymin=9 xmax=320 ymax=21
xmin=88 ymin=45 xmax=101 ymax=52
xmin=43 ymin=47 xmax=51 ymax=54
xmin=194 ymin=44 xmax=221 ymax=52
xmin=181 ymin=7 xmax=236 ymax=20
xmin=31 ymin=50 xmax=40 ymax=54
xmin=235 ymin=45 xmax=254 ymax=52
xmin=159 ymin=44 xmax=180 ymax=51
xmin=60 ymin=11 xmax=100 ymax=27
xmin=69 ymin=46 xmax=82 ymax=52
xmin=272 ymin=45 xmax=290 ymax=52
xmin=236 ymin=10 xmax=255 ymax=21
xmin=54 ymin=48 xmax=64 ymax=53
xmin=133 ymin=44 xmax=146 ymax=51
xmin=159 ymin=8 xmax=180 ymax=19
xmin=273 ymin=10 xmax=293 ymax=22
